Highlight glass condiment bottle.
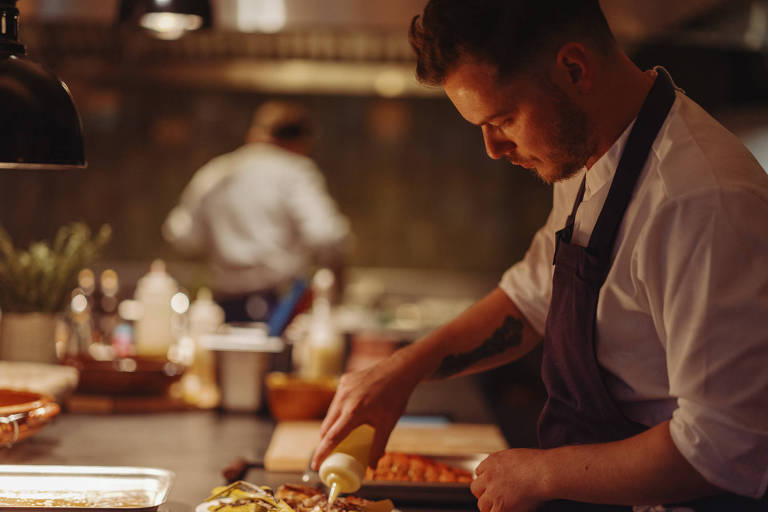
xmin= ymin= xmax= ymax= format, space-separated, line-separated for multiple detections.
xmin=302 ymin=268 xmax=344 ymax=379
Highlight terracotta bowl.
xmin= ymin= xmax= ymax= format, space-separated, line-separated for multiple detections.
xmin=0 ymin=389 xmax=60 ymax=447
xmin=64 ymin=357 xmax=184 ymax=396
xmin=265 ymin=372 xmax=337 ymax=421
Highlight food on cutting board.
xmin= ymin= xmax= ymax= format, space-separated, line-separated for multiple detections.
xmin=366 ymin=452 xmax=473 ymax=483
xmin=197 ymin=481 xmax=393 ymax=512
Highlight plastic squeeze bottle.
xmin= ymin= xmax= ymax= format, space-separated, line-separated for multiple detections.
xmin=182 ymin=287 xmax=225 ymax=407
xmin=318 ymin=424 xmax=375 ymax=506
xmin=133 ymin=259 xmax=178 ymax=358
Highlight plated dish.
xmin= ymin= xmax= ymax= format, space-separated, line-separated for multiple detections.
xmin=196 ymin=481 xmax=394 ymax=512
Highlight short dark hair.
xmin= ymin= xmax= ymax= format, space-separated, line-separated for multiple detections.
xmin=251 ymin=101 xmax=313 ymax=142
xmin=409 ymin=0 xmax=616 ymax=85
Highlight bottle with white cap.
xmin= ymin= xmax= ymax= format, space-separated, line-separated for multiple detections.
xmin=189 ymin=287 xmax=225 ymax=338
xmin=133 ymin=259 xmax=178 ymax=358
xmin=302 ymin=268 xmax=344 ymax=379
xmin=318 ymin=424 xmax=375 ymax=506
xmin=181 ymin=287 xmax=224 ymax=407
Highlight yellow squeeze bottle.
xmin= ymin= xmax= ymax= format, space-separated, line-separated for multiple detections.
xmin=318 ymin=424 xmax=375 ymax=506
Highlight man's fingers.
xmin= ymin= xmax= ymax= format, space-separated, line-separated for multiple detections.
xmin=319 ymin=396 xmax=342 ymax=438
xmin=476 ymin=494 xmax=491 ymax=512
xmin=470 ymin=475 xmax=486 ymax=498
xmin=368 ymin=427 xmax=391 ymax=468
xmin=474 ymin=452 xmax=493 ymax=476
xmin=311 ymin=413 xmax=355 ymax=470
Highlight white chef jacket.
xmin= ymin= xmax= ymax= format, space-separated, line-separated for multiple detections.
xmin=500 ymin=82 xmax=768 ymax=499
xmin=163 ymin=143 xmax=349 ymax=295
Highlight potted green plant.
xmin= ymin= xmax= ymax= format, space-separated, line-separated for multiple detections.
xmin=0 ymin=223 xmax=111 ymax=363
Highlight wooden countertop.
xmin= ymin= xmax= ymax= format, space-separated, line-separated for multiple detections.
xmin=2 ymin=375 xmax=495 ymax=511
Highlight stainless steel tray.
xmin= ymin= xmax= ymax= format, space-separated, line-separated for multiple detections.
xmin=354 ymin=454 xmax=484 ymax=506
xmin=0 ymin=465 xmax=174 ymax=510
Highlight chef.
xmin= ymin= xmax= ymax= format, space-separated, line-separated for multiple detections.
xmin=311 ymin=0 xmax=768 ymax=510
xmin=163 ymin=101 xmax=350 ymax=322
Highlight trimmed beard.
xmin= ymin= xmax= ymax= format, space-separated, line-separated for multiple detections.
xmin=533 ymin=77 xmax=597 ymax=184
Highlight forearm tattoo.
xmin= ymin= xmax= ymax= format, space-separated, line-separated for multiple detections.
xmin=433 ymin=315 xmax=523 ymax=379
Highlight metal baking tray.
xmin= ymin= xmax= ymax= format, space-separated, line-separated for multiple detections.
xmin=354 ymin=454 xmax=484 ymax=506
xmin=0 ymin=465 xmax=174 ymax=510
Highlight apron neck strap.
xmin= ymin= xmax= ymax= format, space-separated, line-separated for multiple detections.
xmin=587 ymin=69 xmax=677 ymax=253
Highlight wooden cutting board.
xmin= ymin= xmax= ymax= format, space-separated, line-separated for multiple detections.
xmin=264 ymin=420 xmax=509 ymax=471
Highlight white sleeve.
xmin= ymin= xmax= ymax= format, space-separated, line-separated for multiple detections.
xmin=637 ymin=188 xmax=768 ymax=498
xmin=161 ymin=204 xmax=207 ymax=254
xmin=498 ymin=186 xmax=563 ymax=336
xmin=284 ymin=161 xmax=350 ymax=253
xmin=161 ymin=156 xmax=233 ymax=254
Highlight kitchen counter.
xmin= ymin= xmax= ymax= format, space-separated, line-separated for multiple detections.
xmin=3 ymin=412 xmax=263 ymax=511
xmin=2 ymin=375 xmax=493 ymax=511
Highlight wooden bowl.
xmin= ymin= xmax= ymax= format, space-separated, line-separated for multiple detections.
xmin=64 ymin=357 xmax=184 ymax=396
xmin=265 ymin=372 xmax=337 ymax=421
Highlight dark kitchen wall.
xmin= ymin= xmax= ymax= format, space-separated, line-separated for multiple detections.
xmin=3 ymin=21 xmax=767 ymax=284
xmin=0 ymin=79 xmax=552 ymax=276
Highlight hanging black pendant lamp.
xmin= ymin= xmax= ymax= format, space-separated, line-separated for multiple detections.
xmin=118 ymin=0 xmax=212 ymax=40
xmin=0 ymin=0 xmax=86 ymax=170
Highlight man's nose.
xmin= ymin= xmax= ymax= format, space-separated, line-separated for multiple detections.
xmin=481 ymin=125 xmax=513 ymax=160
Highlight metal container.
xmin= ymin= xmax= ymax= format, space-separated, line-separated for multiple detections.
xmin=201 ymin=325 xmax=285 ymax=412
xmin=0 ymin=465 xmax=174 ymax=510
xmin=355 ymin=454 xmax=484 ymax=505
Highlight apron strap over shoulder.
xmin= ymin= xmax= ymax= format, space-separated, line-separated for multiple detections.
xmin=587 ymin=70 xmax=676 ymax=256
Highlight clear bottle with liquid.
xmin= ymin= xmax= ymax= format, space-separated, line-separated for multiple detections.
xmin=302 ymin=268 xmax=344 ymax=379
xmin=318 ymin=424 xmax=375 ymax=505
xmin=182 ymin=287 xmax=224 ymax=407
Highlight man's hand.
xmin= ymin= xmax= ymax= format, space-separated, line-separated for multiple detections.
xmin=310 ymin=288 xmax=539 ymax=472
xmin=471 ymin=449 xmax=551 ymax=512
xmin=470 ymin=423 xmax=722 ymax=510
xmin=310 ymin=350 xmax=423 ymax=470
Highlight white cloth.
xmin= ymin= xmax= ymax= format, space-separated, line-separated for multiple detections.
xmin=163 ymin=143 xmax=349 ymax=294
xmin=500 ymin=86 xmax=768 ymax=499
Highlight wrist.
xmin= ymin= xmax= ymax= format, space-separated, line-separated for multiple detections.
xmin=389 ymin=342 xmax=435 ymax=385
xmin=388 ymin=332 xmax=455 ymax=386
xmin=535 ymin=448 xmax=560 ymax=502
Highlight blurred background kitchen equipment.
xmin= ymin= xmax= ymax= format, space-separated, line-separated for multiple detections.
xmin=294 ymin=268 xmax=344 ymax=380
xmin=65 ymin=356 xmax=184 ymax=396
xmin=202 ymin=324 xmax=285 ymax=412
xmin=118 ymin=0 xmax=212 ymax=40
xmin=132 ymin=259 xmax=179 ymax=359
xmin=0 ymin=361 xmax=78 ymax=403
xmin=265 ymin=371 xmax=337 ymax=421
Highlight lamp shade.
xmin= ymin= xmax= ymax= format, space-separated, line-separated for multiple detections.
xmin=118 ymin=0 xmax=212 ymax=40
xmin=0 ymin=0 xmax=86 ymax=170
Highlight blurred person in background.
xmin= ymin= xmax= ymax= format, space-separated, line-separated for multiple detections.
xmin=311 ymin=0 xmax=768 ymax=511
xmin=163 ymin=101 xmax=350 ymax=323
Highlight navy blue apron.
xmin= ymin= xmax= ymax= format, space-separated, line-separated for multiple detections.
xmin=536 ymin=70 xmax=766 ymax=511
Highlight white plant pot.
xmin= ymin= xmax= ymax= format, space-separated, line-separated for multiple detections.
xmin=0 ymin=312 xmax=59 ymax=364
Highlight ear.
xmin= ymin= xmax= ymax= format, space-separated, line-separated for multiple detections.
xmin=552 ymin=42 xmax=593 ymax=94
